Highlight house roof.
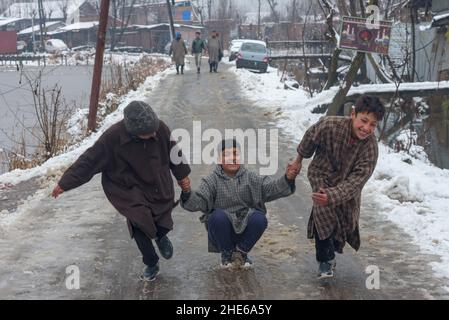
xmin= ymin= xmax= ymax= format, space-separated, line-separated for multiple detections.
xmin=0 ymin=17 xmax=23 ymax=27
xmin=132 ymin=23 xmax=203 ymax=30
xmin=2 ymin=0 xmax=85 ymax=20
xmin=58 ymin=21 xmax=99 ymax=31
xmin=18 ymin=21 xmax=63 ymax=35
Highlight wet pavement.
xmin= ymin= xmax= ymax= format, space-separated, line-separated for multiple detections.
xmin=0 ymin=58 xmax=448 ymax=299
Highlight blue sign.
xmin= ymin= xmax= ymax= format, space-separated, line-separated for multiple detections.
xmin=182 ymin=10 xmax=191 ymax=21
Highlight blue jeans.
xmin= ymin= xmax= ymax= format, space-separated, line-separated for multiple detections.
xmin=207 ymin=209 xmax=268 ymax=253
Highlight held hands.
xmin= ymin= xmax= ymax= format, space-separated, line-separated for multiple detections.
xmin=285 ymin=162 xmax=300 ymax=180
xmin=285 ymin=155 xmax=302 ymax=180
xmin=177 ymin=177 xmax=191 ymax=193
xmin=51 ymin=184 xmax=64 ymax=198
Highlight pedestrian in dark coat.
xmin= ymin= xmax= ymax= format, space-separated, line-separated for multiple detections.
xmin=206 ymin=30 xmax=222 ymax=73
xmin=169 ymin=32 xmax=188 ymax=74
xmin=290 ymin=95 xmax=385 ymax=279
xmin=52 ymin=101 xmax=191 ymax=281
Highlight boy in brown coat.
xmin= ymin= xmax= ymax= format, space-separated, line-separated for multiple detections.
xmin=290 ymin=95 xmax=385 ymax=279
xmin=52 ymin=101 xmax=191 ymax=281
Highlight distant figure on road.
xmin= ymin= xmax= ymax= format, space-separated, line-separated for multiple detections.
xmin=206 ymin=30 xmax=222 ymax=73
xmin=169 ymin=32 xmax=188 ymax=75
xmin=52 ymin=101 xmax=191 ymax=282
xmin=180 ymin=139 xmax=300 ymax=268
xmin=290 ymin=95 xmax=385 ymax=279
xmin=191 ymin=31 xmax=206 ymax=74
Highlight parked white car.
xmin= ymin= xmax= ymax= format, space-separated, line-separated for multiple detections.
xmin=229 ymin=39 xmax=244 ymax=61
xmin=16 ymin=40 xmax=27 ymax=53
xmin=45 ymin=39 xmax=68 ymax=53
xmin=235 ymin=40 xmax=269 ymax=73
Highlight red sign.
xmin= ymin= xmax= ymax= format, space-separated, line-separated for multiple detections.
xmin=0 ymin=31 xmax=18 ymax=54
xmin=339 ymin=16 xmax=392 ymax=55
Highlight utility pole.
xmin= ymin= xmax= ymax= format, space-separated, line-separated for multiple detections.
xmin=37 ymin=0 xmax=46 ymax=52
xmin=257 ymin=0 xmax=261 ymax=39
xmin=166 ymin=0 xmax=176 ymax=41
xmin=87 ymin=0 xmax=110 ymax=132
xmin=31 ymin=12 xmax=36 ymax=53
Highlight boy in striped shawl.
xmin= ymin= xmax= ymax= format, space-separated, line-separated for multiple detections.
xmin=290 ymin=95 xmax=385 ymax=279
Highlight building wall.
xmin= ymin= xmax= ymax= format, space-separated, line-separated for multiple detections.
xmin=0 ymin=31 xmax=17 ymax=54
xmin=432 ymin=0 xmax=449 ymax=13
xmin=123 ymin=2 xmax=199 ymax=26
xmin=121 ymin=27 xmax=171 ymax=53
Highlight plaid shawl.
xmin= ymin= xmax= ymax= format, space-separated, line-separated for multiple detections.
xmin=297 ymin=116 xmax=378 ymax=253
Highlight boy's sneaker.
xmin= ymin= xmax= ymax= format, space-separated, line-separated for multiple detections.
xmin=220 ymin=250 xmax=233 ymax=268
xmin=140 ymin=263 xmax=160 ymax=282
xmin=240 ymin=252 xmax=253 ymax=268
xmin=317 ymin=259 xmax=336 ymax=279
xmin=155 ymin=235 xmax=173 ymax=260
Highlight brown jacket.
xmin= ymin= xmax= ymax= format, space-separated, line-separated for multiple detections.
xmin=297 ymin=116 xmax=378 ymax=253
xmin=169 ymin=39 xmax=187 ymax=65
xmin=58 ymin=120 xmax=191 ymax=239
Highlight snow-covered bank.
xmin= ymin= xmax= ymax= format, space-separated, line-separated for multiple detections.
xmin=231 ymin=66 xmax=449 ymax=284
xmin=0 ymin=52 xmax=169 ymax=68
xmin=0 ymin=59 xmax=175 ymax=225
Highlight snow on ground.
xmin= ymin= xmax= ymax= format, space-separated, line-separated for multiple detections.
xmin=0 ymin=58 xmax=176 ymax=225
xmin=231 ymin=66 xmax=449 ymax=285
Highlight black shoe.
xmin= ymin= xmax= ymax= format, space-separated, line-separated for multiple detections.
xmin=239 ymin=251 xmax=253 ymax=268
xmin=155 ymin=235 xmax=173 ymax=260
xmin=317 ymin=259 xmax=336 ymax=279
xmin=140 ymin=262 xmax=160 ymax=281
xmin=220 ymin=250 xmax=233 ymax=268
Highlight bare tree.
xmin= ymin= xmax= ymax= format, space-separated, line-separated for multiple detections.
xmin=207 ymin=0 xmax=213 ymax=20
xmin=57 ymin=0 xmax=70 ymax=22
xmin=23 ymin=70 xmax=73 ymax=161
xmin=319 ymin=0 xmax=343 ymax=90
xmin=266 ymin=0 xmax=279 ymax=23
xmin=301 ymin=1 xmax=313 ymax=97
xmin=327 ymin=0 xmax=379 ymax=116
xmin=0 ymin=0 xmax=14 ymax=14
xmin=110 ymin=0 xmax=138 ymax=50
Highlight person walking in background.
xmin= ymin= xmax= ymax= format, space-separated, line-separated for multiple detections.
xmin=169 ymin=32 xmax=188 ymax=75
xmin=191 ymin=31 xmax=206 ymax=74
xmin=207 ymin=30 xmax=221 ymax=73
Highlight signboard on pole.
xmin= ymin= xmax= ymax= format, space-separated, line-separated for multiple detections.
xmin=339 ymin=16 xmax=392 ymax=55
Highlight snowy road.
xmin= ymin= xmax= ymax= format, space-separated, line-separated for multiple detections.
xmin=0 ymin=58 xmax=448 ymax=299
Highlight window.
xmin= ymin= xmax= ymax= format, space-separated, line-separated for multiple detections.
xmin=241 ymin=43 xmax=266 ymax=53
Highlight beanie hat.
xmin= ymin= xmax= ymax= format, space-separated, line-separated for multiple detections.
xmin=123 ymin=101 xmax=159 ymax=136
